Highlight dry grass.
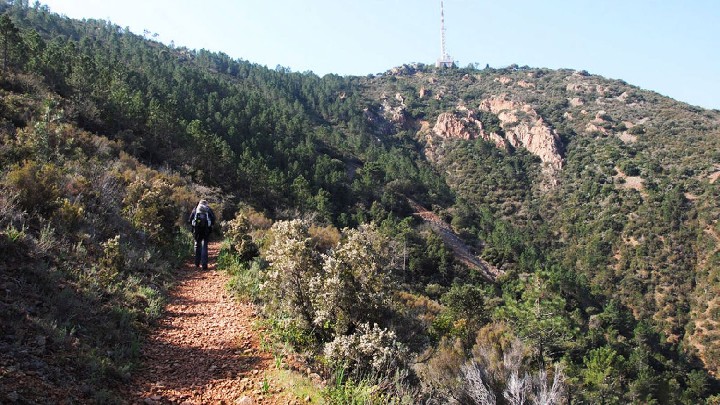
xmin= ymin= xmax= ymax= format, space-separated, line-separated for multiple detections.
xmin=614 ymin=167 xmax=645 ymax=193
xmin=709 ymin=166 xmax=720 ymax=184
xmin=617 ymin=131 xmax=638 ymax=144
xmin=267 ymin=368 xmax=325 ymax=403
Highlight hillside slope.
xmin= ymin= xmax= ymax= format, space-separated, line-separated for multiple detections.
xmin=357 ymin=63 xmax=720 ymax=376
xmin=1 ymin=1 xmax=720 ymax=402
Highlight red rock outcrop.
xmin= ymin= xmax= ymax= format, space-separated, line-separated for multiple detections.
xmin=478 ymin=96 xmax=564 ymax=171
xmin=380 ymin=93 xmax=407 ymax=126
xmin=516 ymin=80 xmax=536 ymax=89
xmin=432 ymin=111 xmax=506 ymax=148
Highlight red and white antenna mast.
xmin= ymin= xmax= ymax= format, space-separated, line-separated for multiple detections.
xmin=436 ymin=0 xmax=454 ymax=68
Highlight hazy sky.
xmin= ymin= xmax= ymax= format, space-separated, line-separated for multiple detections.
xmin=38 ymin=0 xmax=720 ymax=110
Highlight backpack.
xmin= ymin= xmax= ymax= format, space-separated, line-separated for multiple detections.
xmin=192 ymin=207 xmax=211 ymax=235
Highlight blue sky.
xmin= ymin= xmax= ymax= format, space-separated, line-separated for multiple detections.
xmin=39 ymin=0 xmax=720 ymax=110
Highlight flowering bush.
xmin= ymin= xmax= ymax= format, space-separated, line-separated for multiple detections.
xmin=263 ymin=219 xmax=321 ymax=326
xmin=223 ymin=213 xmax=251 ymax=250
xmin=323 ymin=322 xmax=408 ymax=378
xmin=223 ymin=212 xmax=259 ymax=260
xmin=310 ymin=224 xmax=396 ymax=335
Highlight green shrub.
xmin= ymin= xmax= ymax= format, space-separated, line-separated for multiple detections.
xmin=219 ymin=243 xmax=264 ymax=302
xmin=52 ymin=198 xmax=84 ymax=232
xmin=97 ymin=235 xmax=123 ymax=284
xmin=263 ymin=316 xmax=317 ymax=350
xmin=123 ymin=178 xmax=183 ymax=246
xmin=3 ymin=160 xmax=62 ymax=216
xmin=628 ymin=125 xmax=646 ymax=135
xmin=322 ymin=366 xmax=376 ymax=405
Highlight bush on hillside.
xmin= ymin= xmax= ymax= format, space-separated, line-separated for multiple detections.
xmin=311 ymin=224 xmax=397 ymax=336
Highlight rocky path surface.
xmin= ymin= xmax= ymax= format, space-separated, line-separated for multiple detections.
xmin=125 ymin=242 xmax=281 ymax=404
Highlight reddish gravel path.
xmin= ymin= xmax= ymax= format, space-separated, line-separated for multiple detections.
xmin=124 ymin=242 xmax=280 ymax=404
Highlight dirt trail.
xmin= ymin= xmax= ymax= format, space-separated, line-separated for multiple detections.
xmin=124 ymin=242 xmax=280 ymax=404
xmin=408 ymin=199 xmax=502 ymax=282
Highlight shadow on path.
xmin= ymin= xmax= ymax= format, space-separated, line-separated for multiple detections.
xmin=123 ymin=242 xmax=274 ymax=404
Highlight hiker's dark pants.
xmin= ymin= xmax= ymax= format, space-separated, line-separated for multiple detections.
xmin=194 ymin=234 xmax=209 ymax=268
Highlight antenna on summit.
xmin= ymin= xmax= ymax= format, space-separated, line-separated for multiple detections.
xmin=436 ymin=0 xmax=455 ymax=68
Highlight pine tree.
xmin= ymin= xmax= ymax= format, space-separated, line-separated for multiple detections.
xmin=0 ymin=13 xmax=23 ymax=74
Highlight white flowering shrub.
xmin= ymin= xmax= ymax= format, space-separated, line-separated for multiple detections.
xmin=223 ymin=213 xmax=259 ymax=261
xmin=323 ymin=322 xmax=408 ymax=378
xmin=223 ymin=213 xmax=250 ymax=251
xmin=310 ymin=223 xmax=396 ymax=335
xmin=262 ymin=220 xmax=404 ymax=382
xmin=263 ymin=219 xmax=322 ymax=327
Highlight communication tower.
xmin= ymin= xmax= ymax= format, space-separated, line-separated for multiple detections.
xmin=436 ymin=0 xmax=455 ymax=68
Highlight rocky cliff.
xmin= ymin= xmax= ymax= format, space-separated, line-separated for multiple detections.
xmin=427 ymin=96 xmax=564 ymax=175
xmin=432 ymin=111 xmax=506 ymax=148
xmin=478 ymin=96 xmax=564 ymax=172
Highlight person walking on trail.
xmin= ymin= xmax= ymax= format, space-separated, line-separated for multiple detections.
xmin=189 ymin=199 xmax=216 ymax=270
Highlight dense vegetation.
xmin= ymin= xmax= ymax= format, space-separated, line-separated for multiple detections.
xmin=1 ymin=1 xmax=719 ymax=403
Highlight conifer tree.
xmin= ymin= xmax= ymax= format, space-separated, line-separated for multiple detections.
xmin=0 ymin=13 xmax=23 ymax=73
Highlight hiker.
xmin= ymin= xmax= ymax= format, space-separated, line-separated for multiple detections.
xmin=188 ymin=199 xmax=216 ymax=269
